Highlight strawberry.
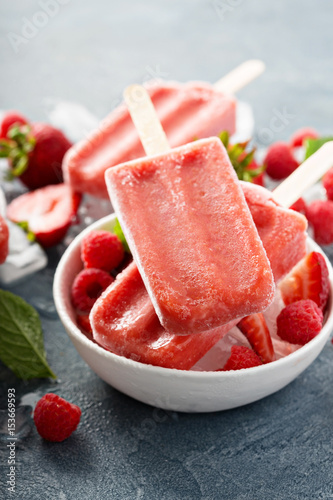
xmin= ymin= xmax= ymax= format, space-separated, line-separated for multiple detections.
xmin=246 ymin=159 xmax=265 ymax=186
xmin=289 ymin=197 xmax=307 ymax=215
xmin=0 ymin=214 xmax=9 ymax=264
xmin=71 ymin=268 xmax=113 ymax=312
xmin=7 ymin=183 xmax=82 ymax=247
xmin=34 ymin=393 xmax=81 ymax=442
xmin=276 ymin=299 xmax=323 ymax=345
xmin=290 ymin=127 xmax=319 ymax=148
xmin=222 ymin=346 xmax=263 ymax=371
xmin=237 ymin=313 xmax=275 ymax=363
xmin=219 ymin=131 xmax=265 ymax=184
xmin=81 ymin=230 xmax=124 ymax=272
xmin=306 ymin=200 xmax=333 ymax=246
xmin=323 ymin=167 xmax=333 ymax=201
xmin=0 ymin=121 xmax=72 ymax=190
xmin=264 ymin=142 xmax=299 ymax=180
xmin=0 ymin=110 xmax=28 ymax=138
xmin=279 ymin=251 xmax=330 ymax=311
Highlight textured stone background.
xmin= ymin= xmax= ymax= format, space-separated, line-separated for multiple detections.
xmin=1 ymin=1 xmax=333 ymax=499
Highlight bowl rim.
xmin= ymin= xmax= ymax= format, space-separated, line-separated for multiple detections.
xmin=53 ymin=213 xmax=333 ymax=379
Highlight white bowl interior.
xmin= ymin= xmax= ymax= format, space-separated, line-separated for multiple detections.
xmin=53 ymin=214 xmax=333 ymax=412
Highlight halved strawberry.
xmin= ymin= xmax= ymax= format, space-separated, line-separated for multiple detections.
xmin=279 ymin=251 xmax=330 ymax=311
xmin=7 ymin=184 xmax=82 ymax=248
xmin=237 ymin=313 xmax=275 ymax=363
xmin=0 ymin=214 xmax=9 ymax=264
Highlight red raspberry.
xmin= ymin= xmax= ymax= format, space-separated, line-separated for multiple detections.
xmin=277 ymin=299 xmax=323 ymax=345
xmin=81 ymin=230 xmax=124 ymax=271
xmin=289 ymin=197 xmax=307 ymax=215
xmin=290 ymin=127 xmax=319 ymax=148
xmin=0 ymin=111 xmax=28 ymax=138
xmin=323 ymin=167 xmax=333 ymax=201
xmin=71 ymin=268 xmax=113 ymax=312
xmin=306 ymin=200 xmax=333 ymax=246
xmin=34 ymin=393 xmax=81 ymax=442
xmin=222 ymin=345 xmax=263 ymax=371
xmin=264 ymin=142 xmax=299 ymax=180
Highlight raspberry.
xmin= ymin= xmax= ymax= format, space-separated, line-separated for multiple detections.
xmin=306 ymin=200 xmax=333 ymax=246
xmin=81 ymin=230 xmax=124 ymax=271
xmin=0 ymin=111 xmax=28 ymax=138
xmin=222 ymin=345 xmax=263 ymax=371
xmin=289 ymin=197 xmax=307 ymax=215
xmin=33 ymin=393 xmax=81 ymax=442
xmin=323 ymin=167 xmax=333 ymax=201
xmin=289 ymin=127 xmax=319 ymax=148
xmin=71 ymin=268 xmax=113 ymax=312
xmin=264 ymin=142 xmax=299 ymax=180
xmin=276 ymin=299 xmax=323 ymax=345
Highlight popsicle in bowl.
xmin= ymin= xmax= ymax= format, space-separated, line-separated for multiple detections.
xmin=90 ymin=181 xmax=306 ymax=368
xmin=63 ymin=60 xmax=265 ymax=198
xmin=91 ymin=261 xmax=239 ymax=370
xmin=90 ymin=142 xmax=333 ymax=369
xmin=105 ymin=84 xmax=275 ymax=334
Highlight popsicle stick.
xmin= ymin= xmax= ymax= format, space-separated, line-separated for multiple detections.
xmin=214 ymin=60 xmax=265 ymax=94
xmin=273 ymin=141 xmax=333 ymax=207
xmin=124 ymin=84 xmax=170 ymax=156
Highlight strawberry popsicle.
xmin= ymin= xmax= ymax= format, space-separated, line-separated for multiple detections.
xmin=240 ymin=182 xmax=307 ymax=282
xmin=106 ymin=137 xmax=275 ymax=334
xmin=90 ymin=261 xmax=238 ymax=370
xmin=90 ymin=182 xmax=306 ymax=369
xmin=63 ymin=81 xmax=237 ymax=199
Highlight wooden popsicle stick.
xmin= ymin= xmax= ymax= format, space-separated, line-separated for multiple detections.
xmin=123 ymin=84 xmax=170 ymax=156
xmin=214 ymin=60 xmax=265 ymax=94
xmin=272 ymin=141 xmax=333 ymax=207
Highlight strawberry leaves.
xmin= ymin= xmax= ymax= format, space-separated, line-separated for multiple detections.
xmin=219 ymin=131 xmax=265 ymax=183
xmin=0 ymin=124 xmax=36 ymax=180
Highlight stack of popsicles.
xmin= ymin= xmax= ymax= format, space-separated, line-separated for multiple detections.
xmin=87 ymin=83 xmax=308 ymax=370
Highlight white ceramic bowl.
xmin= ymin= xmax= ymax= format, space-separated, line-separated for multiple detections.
xmin=53 ymin=214 xmax=333 ymax=413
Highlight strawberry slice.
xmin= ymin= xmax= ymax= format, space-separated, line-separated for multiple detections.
xmin=279 ymin=251 xmax=330 ymax=311
xmin=7 ymin=184 xmax=81 ymax=248
xmin=237 ymin=313 xmax=275 ymax=363
xmin=0 ymin=214 xmax=9 ymax=264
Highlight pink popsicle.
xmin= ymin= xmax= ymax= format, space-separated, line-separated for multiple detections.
xmin=106 ymin=137 xmax=275 ymax=334
xmin=90 ymin=261 xmax=238 ymax=370
xmin=240 ymin=182 xmax=307 ymax=281
xmin=63 ymin=81 xmax=236 ymax=199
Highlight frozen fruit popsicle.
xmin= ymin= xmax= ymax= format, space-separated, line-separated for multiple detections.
xmin=240 ymin=181 xmax=307 ymax=282
xmin=91 ymin=182 xmax=307 ymax=369
xmin=63 ymin=60 xmax=265 ymax=198
xmin=106 ymin=86 xmax=275 ymax=334
xmin=90 ymin=261 xmax=238 ymax=370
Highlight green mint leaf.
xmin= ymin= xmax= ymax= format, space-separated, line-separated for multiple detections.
xmin=0 ymin=290 xmax=56 ymax=380
xmin=113 ymin=218 xmax=131 ymax=254
xmin=304 ymin=137 xmax=333 ymax=160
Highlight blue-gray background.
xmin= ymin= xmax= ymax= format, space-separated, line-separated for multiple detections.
xmin=1 ymin=1 xmax=333 ymax=499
